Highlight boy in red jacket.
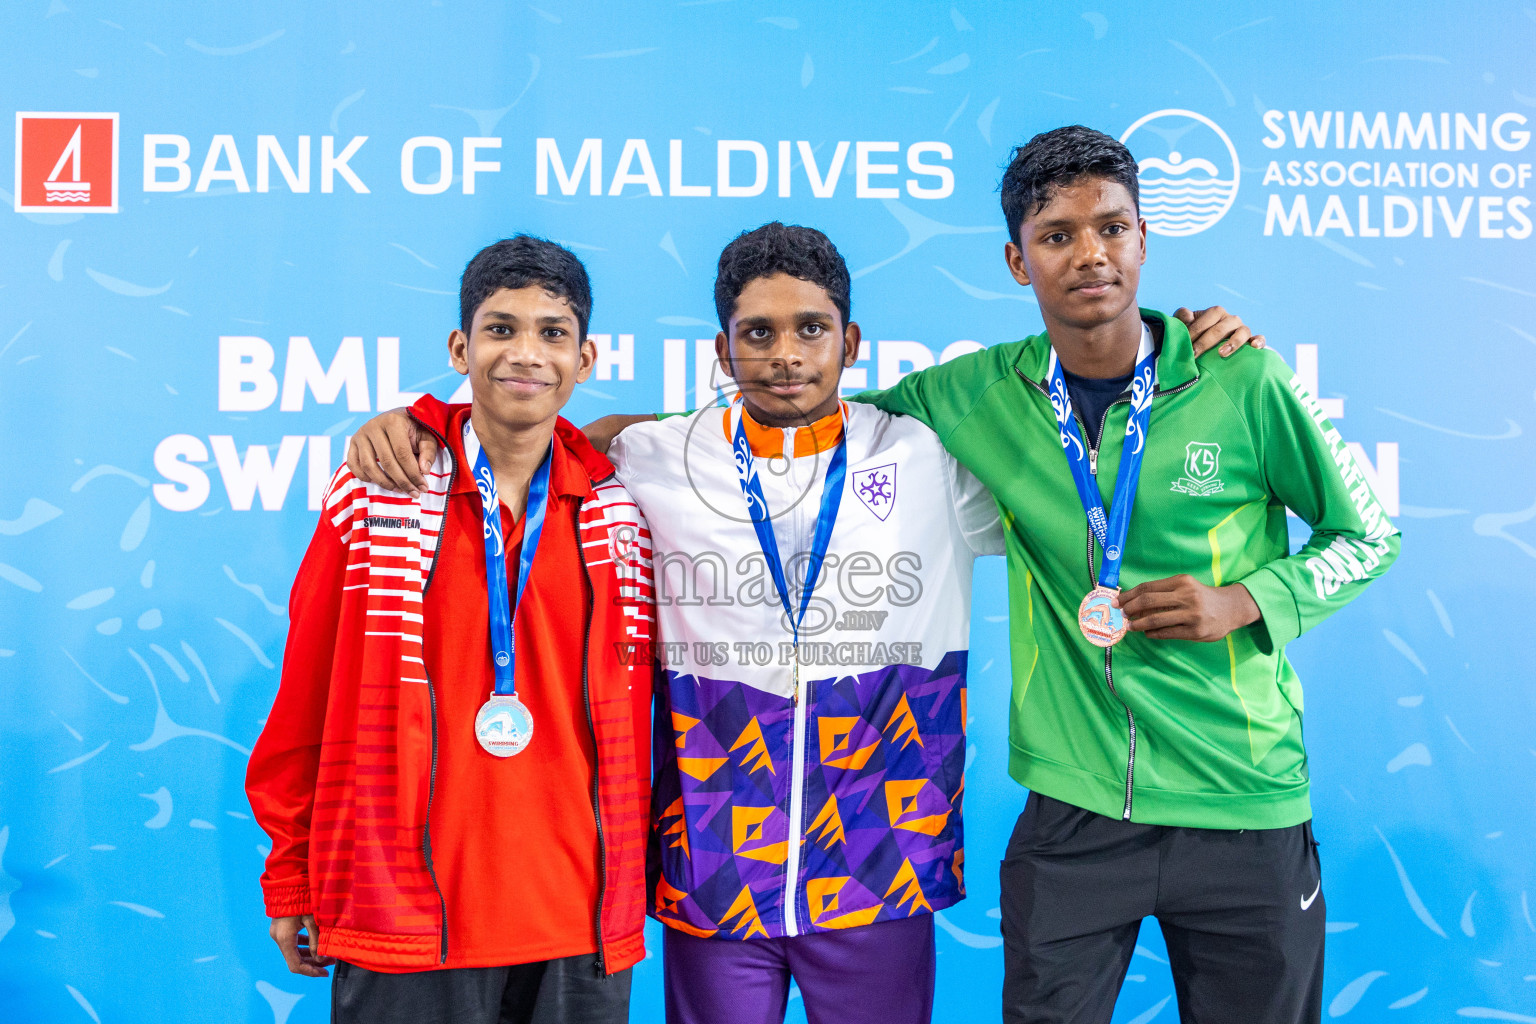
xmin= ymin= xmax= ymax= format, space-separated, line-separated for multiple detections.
xmin=246 ymin=236 xmax=656 ymax=1024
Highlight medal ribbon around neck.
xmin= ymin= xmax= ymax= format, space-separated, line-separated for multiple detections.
xmin=730 ymin=401 xmax=848 ymax=641
xmin=465 ymin=419 xmax=551 ymax=756
xmin=1045 ymin=323 xmax=1155 ymax=595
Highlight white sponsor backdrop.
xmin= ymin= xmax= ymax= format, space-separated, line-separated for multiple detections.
xmin=2 ymin=2 xmax=1533 ymax=1021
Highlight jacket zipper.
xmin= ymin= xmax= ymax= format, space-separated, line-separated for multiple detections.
xmin=1015 ymin=362 xmax=1200 ymax=824
xmin=1083 ymin=406 xmax=1137 ymax=822
xmin=414 ymin=418 xmax=454 ymax=963
xmin=784 ymin=658 xmax=810 ymax=936
xmin=1084 ymin=510 xmax=1135 ymax=821
xmin=574 ymin=500 xmax=609 ymax=976
xmin=783 ymin=437 xmax=815 ymax=938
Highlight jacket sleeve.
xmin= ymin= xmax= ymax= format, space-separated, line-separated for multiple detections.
xmin=244 ymin=476 xmax=353 ymax=918
xmin=622 ymin=498 xmax=658 ymax=780
xmin=851 ymin=346 xmax=1001 ymax=442
xmin=1234 ymin=353 xmax=1401 ymax=653
xmin=852 ymin=370 xmax=945 ymax=436
xmin=606 ymin=436 xmax=663 ymax=780
xmin=946 ymin=453 xmax=1005 ymax=557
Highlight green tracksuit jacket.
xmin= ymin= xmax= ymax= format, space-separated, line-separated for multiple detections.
xmin=856 ymin=308 xmax=1399 ymax=829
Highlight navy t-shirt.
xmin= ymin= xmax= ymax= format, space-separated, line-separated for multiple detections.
xmin=1064 ymin=316 xmax=1164 ymax=450
xmin=1064 ymin=369 xmax=1133 ymax=450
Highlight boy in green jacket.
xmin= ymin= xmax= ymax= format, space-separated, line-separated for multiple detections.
xmin=858 ymin=125 xmax=1399 ymax=1022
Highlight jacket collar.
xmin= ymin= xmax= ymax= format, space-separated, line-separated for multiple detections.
xmin=1012 ymin=307 xmax=1198 ymax=393
xmin=408 ymin=395 xmax=612 ymax=499
xmin=719 ymin=393 xmax=846 ymax=458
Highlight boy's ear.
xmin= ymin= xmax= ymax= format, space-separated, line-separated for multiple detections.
xmin=574 ymin=335 xmax=597 ymax=384
xmin=448 ymin=328 xmax=470 ymax=374
xmin=1004 ymin=241 xmax=1031 ymax=287
xmin=842 ymin=321 xmax=862 ymax=368
xmin=713 ymin=330 xmax=736 ymax=381
xmin=1138 ymin=217 xmax=1148 ymax=265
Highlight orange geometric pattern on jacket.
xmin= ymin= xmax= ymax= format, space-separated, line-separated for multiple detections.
xmin=818 ymin=716 xmax=880 ymax=770
xmin=732 ymin=805 xmax=788 ymax=864
xmin=884 ymin=779 xmax=950 ymax=836
xmin=721 ymin=885 xmax=770 ymax=939
xmin=883 ymin=693 xmax=924 ymax=750
xmin=654 ymin=877 xmax=719 ymax=938
xmin=806 ymin=876 xmax=883 ymax=930
xmin=807 ymin=794 xmax=847 ymax=849
xmin=658 ymin=796 xmax=690 ymax=859
xmin=883 ymin=858 xmax=933 ymax=916
xmin=730 ymin=717 xmax=776 ymax=775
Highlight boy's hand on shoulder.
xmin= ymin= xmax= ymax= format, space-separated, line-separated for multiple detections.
xmin=270 ymin=913 xmax=335 ymax=978
xmin=1175 ymin=306 xmax=1267 ymax=359
xmin=581 ymin=413 xmax=654 ymax=455
xmin=347 ymin=408 xmax=439 ymax=497
xmin=1116 ymin=575 xmax=1261 ymax=642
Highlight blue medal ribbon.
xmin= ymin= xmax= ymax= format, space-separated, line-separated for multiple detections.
xmin=730 ymin=404 xmax=847 ymax=640
xmin=1045 ymin=324 xmax=1156 ymax=591
xmin=465 ymin=420 xmax=552 ymax=697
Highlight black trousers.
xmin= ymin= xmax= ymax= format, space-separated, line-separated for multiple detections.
xmin=1000 ymin=792 xmax=1325 ymax=1024
xmin=331 ymin=955 xmax=632 ymax=1024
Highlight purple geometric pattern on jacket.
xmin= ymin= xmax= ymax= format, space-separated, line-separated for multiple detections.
xmin=647 ymin=651 xmax=968 ymax=939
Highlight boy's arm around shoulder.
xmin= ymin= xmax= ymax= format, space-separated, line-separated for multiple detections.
xmin=1226 ymin=348 xmax=1401 ymax=652
xmin=244 ymin=467 xmax=357 ymax=917
xmin=583 ymin=413 xmax=660 ymax=456
xmin=851 ymin=344 xmax=1014 ymax=441
xmin=605 ymin=406 xmax=690 ymax=484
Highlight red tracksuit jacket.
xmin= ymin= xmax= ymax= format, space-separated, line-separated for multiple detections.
xmin=246 ymin=396 xmax=656 ymax=973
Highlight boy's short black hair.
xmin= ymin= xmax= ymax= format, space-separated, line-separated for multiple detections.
xmin=459 ymin=235 xmax=592 ymax=337
xmin=714 ymin=222 xmax=851 ymax=330
xmin=999 ymin=125 xmax=1140 ymax=244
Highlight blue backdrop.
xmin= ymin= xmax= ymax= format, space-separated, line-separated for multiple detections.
xmin=3 ymin=2 xmax=1534 ymax=1021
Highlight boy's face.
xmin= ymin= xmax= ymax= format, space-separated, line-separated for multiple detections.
xmin=715 ymin=273 xmax=860 ymax=428
xmin=1004 ymin=177 xmax=1147 ymax=332
xmin=448 ymin=285 xmax=595 ymax=430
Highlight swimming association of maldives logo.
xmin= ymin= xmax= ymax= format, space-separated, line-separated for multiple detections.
xmin=1120 ymin=110 xmax=1238 ymax=237
xmin=14 ymin=112 xmax=119 ymax=213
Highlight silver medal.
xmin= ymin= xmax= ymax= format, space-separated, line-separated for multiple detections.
xmin=475 ymin=694 xmax=535 ymax=757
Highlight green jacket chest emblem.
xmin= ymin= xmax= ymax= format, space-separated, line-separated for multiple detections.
xmin=1172 ymin=440 xmax=1224 ymax=496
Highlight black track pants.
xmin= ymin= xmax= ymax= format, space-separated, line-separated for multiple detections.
xmin=999 ymin=792 xmax=1325 ymax=1024
xmin=331 ymin=955 xmax=632 ymax=1024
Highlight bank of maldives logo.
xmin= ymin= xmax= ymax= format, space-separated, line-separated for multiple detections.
xmin=14 ymin=112 xmax=119 ymax=213
xmin=1120 ymin=110 xmax=1238 ymax=237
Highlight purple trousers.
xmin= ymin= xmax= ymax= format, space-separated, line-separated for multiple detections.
xmin=663 ymin=914 xmax=936 ymax=1024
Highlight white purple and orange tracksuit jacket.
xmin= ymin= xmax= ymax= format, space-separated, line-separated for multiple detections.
xmin=610 ymin=400 xmax=1000 ymax=941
